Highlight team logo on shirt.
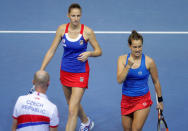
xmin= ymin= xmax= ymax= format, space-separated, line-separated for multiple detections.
xmin=62 ymin=39 xmax=65 ymax=43
xmin=62 ymin=39 xmax=66 ymax=47
xmin=80 ymin=77 xmax=84 ymax=82
xmin=142 ymin=102 xmax=147 ymax=106
xmin=35 ymin=97 xmax=40 ymax=100
xmin=80 ymin=40 xmax=83 ymax=45
xmin=138 ymin=71 xmax=142 ymax=75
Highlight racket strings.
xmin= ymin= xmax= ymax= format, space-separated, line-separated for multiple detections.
xmin=158 ymin=110 xmax=168 ymax=131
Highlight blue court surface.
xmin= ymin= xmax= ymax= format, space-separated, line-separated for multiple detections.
xmin=0 ymin=0 xmax=188 ymax=130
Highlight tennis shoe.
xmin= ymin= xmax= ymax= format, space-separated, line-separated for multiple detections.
xmin=79 ymin=118 xmax=94 ymax=131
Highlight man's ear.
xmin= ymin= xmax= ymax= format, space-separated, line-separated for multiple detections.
xmin=32 ymin=80 xmax=35 ymax=85
xmin=47 ymin=81 xmax=50 ymax=87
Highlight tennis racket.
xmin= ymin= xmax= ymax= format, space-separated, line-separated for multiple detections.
xmin=157 ymin=109 xmax=169 ymax=131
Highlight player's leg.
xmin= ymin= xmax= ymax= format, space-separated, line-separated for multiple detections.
xmin=62 ymin=85 xmax=72 ymax=104
xmin=62 ymin=85 xmax=88 ymax=123
xmin=78 ymin=104 xmax=88 ymax=123
xmin=132 ymin=107 xmax=150 ymax=131
xmin=65 ymin=87 xmax=85 ymax=131
xmin=121 ymin=114 xmax=133 ymax=131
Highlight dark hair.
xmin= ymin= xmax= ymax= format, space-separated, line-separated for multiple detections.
xmin=68 ymin=3 xmax=82 ymax=13
xmin=128 ymin=30 xmax=143 ymax=45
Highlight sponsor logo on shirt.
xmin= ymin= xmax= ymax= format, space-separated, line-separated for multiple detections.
xmin=138 ymin=71 xmax=142 ymax=75
xmin=80 ymin=40 xmax=83 ymax=45
xmin=80 ymin=77 xmax=84 ymax=82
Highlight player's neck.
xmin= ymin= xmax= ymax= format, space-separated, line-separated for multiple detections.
xmin=69 ymin=23 xmax=81 ymax=31
xmin=130 ymin=54 xmax=142 ymax=60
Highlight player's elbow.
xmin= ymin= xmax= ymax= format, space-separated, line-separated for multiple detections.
xmin=98 ymin=50 xmax=102 ymax=56
xmin=153 ymin=78 xmax=160 ymax=86
xmin=95 ymin=48 xmax=102 ymax=56
xmin=117 ymin=77 xmax=123 ymax=84
xmin=117 ymin=80 xmax=123 ymax=84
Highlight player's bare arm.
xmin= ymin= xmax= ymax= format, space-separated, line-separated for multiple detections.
xmin=85 ymin=26 xmax=102 ymax=57
xmin=147 ymin=56 xmax=163 ymax=110
xmin=12 ymin=119 xmax=17 ymax=131
xmin=77 ymin=26 xmax=102 ymax=62
xmin=40 ymin=25 xmax=65 ymax=70
xmin=117 ymin=55 xmax=133 ymax=84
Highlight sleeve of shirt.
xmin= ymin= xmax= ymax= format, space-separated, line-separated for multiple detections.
xmin=50 ymin=105 xmax=59 ymax=128
xmin=12 ymin=96 xmax=21 ymax=119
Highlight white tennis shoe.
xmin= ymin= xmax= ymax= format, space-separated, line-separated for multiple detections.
xmin=79 ymin=117 xmax=94 ymax=131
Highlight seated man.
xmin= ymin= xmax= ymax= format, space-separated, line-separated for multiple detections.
xmin=12 ymin=70 xmax=59 ymax=131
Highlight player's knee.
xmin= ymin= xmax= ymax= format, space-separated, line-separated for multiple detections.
xmin=122 ymin=122 xmax=132 ymax=131
xmin=68 ymin=104 xmax=79 ymax=117
xmin=68 ymin=108 xmax=78 ymax=117
xmin=132 ymin=124 xmax=142 ymax=131
xmin=66 ymin=99 xmax=70 ymax=105
xmin=122 ymin=116 xmax=132 ymax=131
xmin=122 ymin=126 xmax=132 ymax=131
xmin=64 ymin=95 xmax=71 ymax=105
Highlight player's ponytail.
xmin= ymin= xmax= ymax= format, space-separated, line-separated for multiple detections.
xmin=128 ymin=30 xmax=143 ymax=45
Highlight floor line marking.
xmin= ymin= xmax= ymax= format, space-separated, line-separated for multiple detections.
xmin=1 ymin=30 xmax=188 ymax=34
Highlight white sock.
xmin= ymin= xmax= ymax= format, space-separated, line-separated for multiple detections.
xmin=82 ymin=117 xmax=90 ymax=126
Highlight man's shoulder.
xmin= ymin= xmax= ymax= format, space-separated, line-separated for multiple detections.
xmin=16 ymin=93 xmax=39 ymax=102
xmin=17 ymin=94 xmax=57 ymax=107
xmin=17 ymin=94 xmax=29 ymax=101
xmin=14 ymin=95 xmax=30 ymax=106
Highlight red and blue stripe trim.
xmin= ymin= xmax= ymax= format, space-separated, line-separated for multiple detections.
xmin=16 ymin=114 xmax=50 ymax=129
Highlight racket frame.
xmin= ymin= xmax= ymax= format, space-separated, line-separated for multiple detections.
xmin=156 ymin=94 xmax=169 ymax=131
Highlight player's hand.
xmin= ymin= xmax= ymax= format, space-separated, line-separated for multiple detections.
xmin=127 ymin=57 xmax=134 ymax=68
xmin=157 ymin=102 xmax=164 ymax=111
xmin=77 ymin=52 xmax=91 ymax=62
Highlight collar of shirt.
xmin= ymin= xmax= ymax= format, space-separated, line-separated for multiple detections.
xmin=33 ymin=91 xmax=48 ymax=99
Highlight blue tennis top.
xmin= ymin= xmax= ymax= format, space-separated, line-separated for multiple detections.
xmin=122 ymin=54 xmax=150 ymax=96
xmin=61 ymin=23 xmax=89 ymax=73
